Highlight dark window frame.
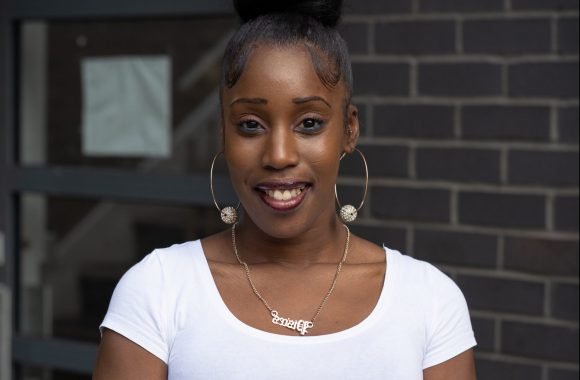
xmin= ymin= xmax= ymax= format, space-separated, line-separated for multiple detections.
xmin=0 ymin=0 xmax=234 ymax=376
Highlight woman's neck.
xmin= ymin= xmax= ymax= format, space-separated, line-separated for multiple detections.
xmin=233 ymin=215 xmax=349 ymax=268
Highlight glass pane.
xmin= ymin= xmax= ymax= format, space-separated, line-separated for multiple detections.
xmin=19 ymin=193 xmax=224 ymax=342
xmin=19 ymin=17 xmax=234 ymax=174
xmin=19 ymin=365 xmax=91 ymax=380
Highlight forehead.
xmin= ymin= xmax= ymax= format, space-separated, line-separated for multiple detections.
xmin=223 ymin=43 xmax=345 ymax=104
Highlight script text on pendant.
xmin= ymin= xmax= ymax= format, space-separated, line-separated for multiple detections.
xmin=271 ymin=310 xmax=314 ymax=336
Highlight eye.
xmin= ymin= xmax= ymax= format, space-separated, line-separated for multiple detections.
xmin=296 ymin=118 xmax=325 ymax=134
xmin=236 ymin=119 xmax=264 ymax=134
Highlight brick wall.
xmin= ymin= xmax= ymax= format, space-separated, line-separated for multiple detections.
xmin=339 ymin=1 xmax=579 ymax=378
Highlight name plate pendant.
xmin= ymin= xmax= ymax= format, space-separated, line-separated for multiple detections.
xmin=270 ymin=310 xmax=314 ymax=336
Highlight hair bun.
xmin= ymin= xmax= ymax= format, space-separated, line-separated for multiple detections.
xmin=233 ymin=0 xmax=343 ymax=27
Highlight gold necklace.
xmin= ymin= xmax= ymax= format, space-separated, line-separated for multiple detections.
xmin=231 ymin=223 xmax=350 ymax=336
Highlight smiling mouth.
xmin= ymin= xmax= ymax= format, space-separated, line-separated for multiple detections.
xmin=255 ymin=182 xmax=310 ymax=211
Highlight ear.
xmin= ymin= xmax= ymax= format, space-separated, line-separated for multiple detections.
xmin=343 ymin=103 xmax=360 ymax=154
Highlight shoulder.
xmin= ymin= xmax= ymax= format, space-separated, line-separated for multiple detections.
xmin=119 ymin=240 xmax=202 ymax=286
xmin=388 ymin=248 xmax=472 ymax=337
xmin=388 ymin=251 xmax=478 ymax=368
xmin=153 ymin=240 xmax=201 ymax=266
xmin=102 ymin=240 xmax=204 ymax=337
xmin=387 ymin=247 xmax=462 ymax=297
xmin=101 ymin=241 xmax=202 ymax=364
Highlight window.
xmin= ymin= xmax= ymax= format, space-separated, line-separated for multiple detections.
xmin=2 ymin=2 xmax=235 ymax=377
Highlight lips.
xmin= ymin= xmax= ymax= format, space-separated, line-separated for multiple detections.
xmin=255 ymin=181 xmax=310 ymax=211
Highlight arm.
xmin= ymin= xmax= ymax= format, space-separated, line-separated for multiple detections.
xmin=423 ymin=349 xmax=476 ymax=380
xmin=93 ymin=328 xmax=168 ymax=380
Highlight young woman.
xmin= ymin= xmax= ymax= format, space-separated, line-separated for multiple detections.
xmin=93 ymin=1 xmax=477 ymax=379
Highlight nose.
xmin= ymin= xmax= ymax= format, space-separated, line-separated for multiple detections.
xmin=261 ymin=126 xmax=299 ymax=170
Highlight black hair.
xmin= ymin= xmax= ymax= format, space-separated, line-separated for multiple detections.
xmin=221 ymin=0 xmax=353 ymax=104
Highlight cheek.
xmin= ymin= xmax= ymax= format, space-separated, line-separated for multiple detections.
xmin=225 ymin=147 xmax=252 ymax=179
xmin=304 ymin=130 xmax=344 ymax=168
xmin=304 ymin=144 xmax=341 ymax=184
xmin=312 ymin=157 xmax=340 ymax=184
xmin=224 ymin=126 xmax=251 ymax=161
xmin=223 ymin=134 xmax=253 ymax=188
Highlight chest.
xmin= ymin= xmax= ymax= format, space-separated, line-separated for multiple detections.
xmin=208 ymin=262 xmax=386 ymax=336
xmin=165 ymin=250 xmax=428 ymax=379
xmin=167 ymin=309 xmax=426 ymax=380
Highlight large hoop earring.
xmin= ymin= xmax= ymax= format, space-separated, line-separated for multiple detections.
xmin=210 ymin=152 xmax=240 ymax=224
xmin=335 ymin=148 xmax=368 ymax=223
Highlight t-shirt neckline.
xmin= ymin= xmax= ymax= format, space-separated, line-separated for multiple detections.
xmin=192 ymin=239 xmax=398 ymax=344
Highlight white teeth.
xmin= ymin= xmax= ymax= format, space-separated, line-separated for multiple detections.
xmin=265 ymin=188 xmax=303 ymax=201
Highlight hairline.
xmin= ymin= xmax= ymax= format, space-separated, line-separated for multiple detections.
xmin=219 ymin=40 xmax=352 ymax=130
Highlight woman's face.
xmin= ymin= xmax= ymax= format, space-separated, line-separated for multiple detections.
xmin=221 ymin=43 xmax=358 ymax=238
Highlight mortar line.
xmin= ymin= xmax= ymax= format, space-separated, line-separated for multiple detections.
xmin=410 ymin=59 xmax=419 ymax=97
xmin=351 ymin=95 xmax=580 ymax=107
xmin=340 ymin=175 xmax=580 ymax=195
xmin=442 ymin=266 xmax=580 ymax=284
xmin=544 ymin=280 xmax=552 ymax=318
xmin=453 ymin=104 xmax=462 ymax=139
xmin=505 ymin=0 xmax=512 ymax=12
xmin=355 ymin=137 xmax=580 ymax=151
xmin=409 ymin=143 xmax=417 ymax=179
xmin=349 ymin=217 xmax=580 ymax=241
xmin=476 ymin=350 xmax=580 ymax=369
xmin=350 ymin=54 xmax=579 ymax=63
xmin=550 ymin=105 xmax=559 ymax=142
xmin=450 ymin=187 xmax=459 ymax=226
xmin=343 ymin=10 xmax=579 ymax=23
xmin=470 ymin=310 xmax=579 ymax=328
xmin=500 ymin=147 xmax=509 ymax=185
xmin=411 ymin=0 xmax=420 ymax=13
xmin=541 ymin=364 xmax=549 ymax=380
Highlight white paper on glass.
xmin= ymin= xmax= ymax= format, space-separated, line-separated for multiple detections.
xmin=81 ymin=55 xmax=171 ymax=157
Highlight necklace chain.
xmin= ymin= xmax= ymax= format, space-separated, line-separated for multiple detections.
xmin=231 ymin=224 xmax=351 ymax=334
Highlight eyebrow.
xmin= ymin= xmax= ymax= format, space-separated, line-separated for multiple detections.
xmin=292 ymin=96 xmax=331 ymax=109
xmin=229 ymin=96 xmax=332 ymax=109
xmin=230 ymin=97 xmax=268 ymax=106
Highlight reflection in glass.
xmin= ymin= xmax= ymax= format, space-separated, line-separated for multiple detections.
xmin=20 ymin=365 xmax=91 ymax=380
xmin=19 ymin=17 xmax=235 ymax=174
xmin=19 ymin=194 xmax=224 ymax=343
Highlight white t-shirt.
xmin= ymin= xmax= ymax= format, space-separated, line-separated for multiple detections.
xmin=100 ymin=240 xmax=476 ymax=379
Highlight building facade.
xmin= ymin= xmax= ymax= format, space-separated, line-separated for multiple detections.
xmin=0 ymin=0 xmax=578 ymax=379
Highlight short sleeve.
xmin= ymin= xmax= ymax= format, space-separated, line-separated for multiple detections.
xmin=100 ymin=251 xmax=169 ymax=363
xmin=422 ymin=267 xmax=477 ymax=369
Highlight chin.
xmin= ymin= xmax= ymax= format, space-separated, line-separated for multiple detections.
xmin=242 ymin=206 xmax=335 ymax=241
xmin=245 ymin=214 xmax=309 ymax=239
